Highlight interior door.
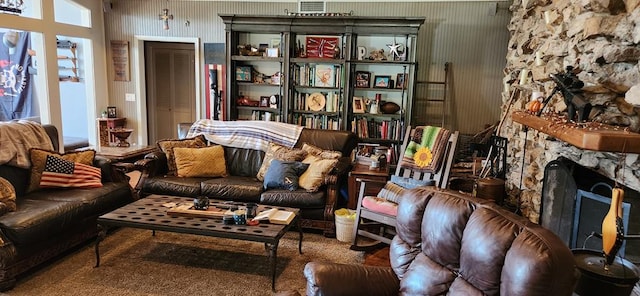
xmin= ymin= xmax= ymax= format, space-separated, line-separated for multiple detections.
xmin=145 ymin=42 xmax=195 ymax=143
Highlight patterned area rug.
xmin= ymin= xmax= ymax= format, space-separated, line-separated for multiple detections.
xmin=6 ymin=228 xmax=364 ymax=296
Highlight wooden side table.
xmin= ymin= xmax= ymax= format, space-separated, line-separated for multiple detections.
xmin=347 ymin=163 xmax=390 ymax=209
xmin=97 ymin=117 xmax=126 ymax=146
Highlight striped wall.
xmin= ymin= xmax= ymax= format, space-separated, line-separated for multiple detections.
xmin=104 ymin=0 xmax=510 ymax=141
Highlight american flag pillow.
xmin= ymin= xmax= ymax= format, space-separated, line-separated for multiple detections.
xmin=39 ymin=155 xmax=102 ymax=188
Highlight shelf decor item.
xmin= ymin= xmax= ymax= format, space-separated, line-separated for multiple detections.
xmin=307 ymin=93 xmax=326 ymax=111
xmin=353 ymin=97 xmax=365 ymax=113
xmin=396 ymin=73 xmax=406 ymax=89
xmin=107 ymin=106 xmax=117 ymax=118
xmin=236 ymin=66 xmax=252 ymax=82
xmin=306 ymin=36 xmax=339 ymax=58
xmin=355 ymin=71 xmax=371 ymax=88
xmin=374 ymin=75 xmax=391 ymax=88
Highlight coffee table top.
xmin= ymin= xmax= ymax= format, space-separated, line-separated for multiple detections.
xmin=98 ymin=195 xmax=299 ymax=243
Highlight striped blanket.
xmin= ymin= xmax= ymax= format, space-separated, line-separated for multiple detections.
xmin=186 ymin=120 xmax=304 ymax=152
xmin=399 ymin=126 xmax=451 ymax=173
xmin=0 ymin=120 xmax=54 ymax=168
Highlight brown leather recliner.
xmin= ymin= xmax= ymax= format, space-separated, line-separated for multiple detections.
xmin=304 ymin=187 xmax=578 ymax=295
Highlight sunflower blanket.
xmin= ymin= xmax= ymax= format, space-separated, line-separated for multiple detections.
xmin=399 ymin=126 xmax=451 ymax=173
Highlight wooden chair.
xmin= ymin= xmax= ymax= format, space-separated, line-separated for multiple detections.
xmin=350 ymin=126 xmax=459 ymax=249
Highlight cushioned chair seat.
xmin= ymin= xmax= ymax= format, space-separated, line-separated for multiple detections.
xmin=0 ymin=199 xmax=86 ymax=245
xmin=201 ymin=176 xmax=263 ymax=202
xmin=362 ymin=196 xmax=398 ymax=216
xmin=143 ymin=176 xmax=207 ymax=198
xmin=261 ymin=189 xmax=325 ymax=208
xmin=28 ymin=183 xmax=132 ymax=217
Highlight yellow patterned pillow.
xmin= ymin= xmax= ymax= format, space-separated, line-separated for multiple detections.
xmin=157 ymin=135 xmax=207 ymax=176
xmin=173 ymin=145 xmax=227 ymax=178
xmin=299 ymin=155 xmax=338 ymax=192
xmin=301 ymin=143 xmax=342 ymax=160
xmin=0 ymin=177 xmax=17 ymax=216
xmin=28 ymin=148 xmax=96 ymax=193
xmin=256 ymin=143 xmax=307 ymax=182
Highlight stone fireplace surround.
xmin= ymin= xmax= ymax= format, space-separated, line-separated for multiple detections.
xmin=502 ymin=0 xmax=640 ymax=224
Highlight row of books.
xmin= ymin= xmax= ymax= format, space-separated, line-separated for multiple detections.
xmin=294 ymin=64 xmax=343 ymax=88
xmin=239 ymin=111 xmax=281 ymax=122
xmin=293 ymin=114 xmax=342 ymax=130
xmin=351 ymin=118 xmax=403 ymax=141
xmin=292 ymin=92 xmax=341 ymax=112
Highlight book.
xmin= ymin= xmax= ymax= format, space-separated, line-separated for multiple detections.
xmin=253 ymin=208 xmax=296 ymax=225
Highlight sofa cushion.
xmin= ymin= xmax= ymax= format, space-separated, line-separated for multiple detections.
xmin=0 ymin=177 xmax=17 ymax=216
xmin=201 ymin=176 xmax=263 ymax=202
xmin=224 ymin=147 xmax=264 ymax=177
xmin=142 ymin=176 xmax=206 ymax=198
xmin=256 ymin=143 xmax=307 ymax=182
xmin=299 ymin=155 xmax=338 ymax=193
xmin=0 ymin=198 xmax=86 ymax=245
xmin=28 ymin=149 xmax=96 ymax=193
xmin=28 ymin=182 xmax=132 ymax=217
xmin=0 ymin=165 xmax=30 ymax=197
xmin=264 ymin=160 xmax=309 ymax=191
xmin=174 ymin=145 xmax=227 ymax=178
xmin=157 ymin=135 xmax=207 ymax=176
xmin=260 ymin=189 xmax=326 ymax=209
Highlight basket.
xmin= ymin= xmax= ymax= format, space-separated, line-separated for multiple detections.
xmin=334 ymin=209 xmax=356 ymax=243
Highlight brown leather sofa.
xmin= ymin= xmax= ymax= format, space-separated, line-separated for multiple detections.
xmin=0 ymin=124 xmax=135 ymax=291
xmin=304 ymin=187 xmax=578 ymax=295
xmin=134 ymin=123 xmax=358 ymax=235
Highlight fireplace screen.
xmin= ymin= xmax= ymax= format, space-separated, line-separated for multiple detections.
xmin=540 ymin=159 xmax=577 ymax=246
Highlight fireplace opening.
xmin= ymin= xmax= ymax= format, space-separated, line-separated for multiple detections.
xmin=540 ymin=157 xmax=640 ymax=264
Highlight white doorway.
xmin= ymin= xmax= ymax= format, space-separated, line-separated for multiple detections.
xmin=133 ymin=36 xmax=201 ymax=146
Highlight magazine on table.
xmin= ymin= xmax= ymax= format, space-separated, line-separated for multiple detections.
xmin=253 ymin=208 xmax=295 ymax=225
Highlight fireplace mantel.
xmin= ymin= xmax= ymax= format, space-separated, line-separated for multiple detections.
xmin=511 ymin=111 xmax=640 ymax=154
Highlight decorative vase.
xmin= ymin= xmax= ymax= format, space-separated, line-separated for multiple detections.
xmin=193 ymin=196 xmax=209 ymax=210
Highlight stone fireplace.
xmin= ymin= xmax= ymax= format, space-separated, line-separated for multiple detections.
xmin=501 ymin=0 xmax=640 ymax=226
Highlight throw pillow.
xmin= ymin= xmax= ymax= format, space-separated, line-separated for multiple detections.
xmin=157 ymin=135 xmax=207 ymax=176
xmin=263 ymin=160 xmax=309 ymax=191
xmin=301 ymin=143 xmax=342 ymax=160
xmin=298 ymin=155 xmax=339 ymax=192
xmin=173 ymin=145 xmax=227 ymax=178
xmin=256 ymin=143 xmax=307 ymax=182
xmin=0 ymin=177 xmax=17 ymax=216
xmin=39 ymin=155 xmax=102 ymax=189
xmin=378 ymin=182 xmax=407 ymax=204
xmin=28 ymin=148 xmax=96 ymax=193
xmin=389 ymin=175 xmax=435 ymax=189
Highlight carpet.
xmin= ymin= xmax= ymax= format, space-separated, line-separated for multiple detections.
xmin=4 ymin=228 xmax=365 ymax=296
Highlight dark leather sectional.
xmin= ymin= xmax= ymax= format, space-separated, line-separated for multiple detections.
xmin=304 ymin=187 xmax=578 ymax=295
xmin=134 ymin=123 xmax=358 ymax=236
xmin=0 ymin=125 xmax=135 ymax=291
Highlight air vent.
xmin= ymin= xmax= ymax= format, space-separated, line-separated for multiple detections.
xmin=298 ymin=1 xmax=326 ymax=13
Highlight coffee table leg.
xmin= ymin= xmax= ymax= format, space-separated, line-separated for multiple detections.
xmin=95 ymin=224 xmax=107 ymax=268
xmin=296 ymin=218 xmax=303 ymax=254
xmin=265 ymin=242 xmax=278 ymax=291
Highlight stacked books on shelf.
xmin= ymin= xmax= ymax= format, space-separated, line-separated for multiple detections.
xmin=293 ymin=114 xmax=341 ymax=130
xmin=247 ymin=111 xmax=280 ymax=121
xmin=351 ymin=118 xmax=402 ymax=141
xmin=294 ymin=64 xmax=342 ymax=87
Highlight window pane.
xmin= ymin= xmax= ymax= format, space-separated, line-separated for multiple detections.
xmin=0 ymin=1 xmax=41 ymax=20
xmin=54 ymin=0 xmax=90 ymax=28
xmin=0 ymin=29 xmax=39 ymax=122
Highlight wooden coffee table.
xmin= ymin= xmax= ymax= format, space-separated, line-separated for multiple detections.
xmin=95 ymin=195 xmax=302 ymax=290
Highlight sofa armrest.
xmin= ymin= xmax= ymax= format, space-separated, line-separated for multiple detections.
xmin=94 ymin=156 xmax=128 ymax=183
xmin=304 ymin=262 xmax=399 ymax=296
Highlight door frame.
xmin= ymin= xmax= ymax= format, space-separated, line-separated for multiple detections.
xmin=133 ymin=35 xmax=201 ymax=146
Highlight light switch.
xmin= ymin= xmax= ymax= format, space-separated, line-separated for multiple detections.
xmin=125 ymin=93 xmax=136 ymax=102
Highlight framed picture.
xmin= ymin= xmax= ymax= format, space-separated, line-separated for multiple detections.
xmin=259 ymin=96 xmax=270 ymax=107
xmin=396 ymin=73 xmax=407 ymax=89
xmin=353 ymin=97 xmax=365 ymax=113
xmin=236 ymin=66 xmax=252 ymax=82
xmin=355 ymin=71 xmax=371 ymax=88
xmin=107 ymin=106 xmax=117 ymax=118
xmin=374 ymin=75 xmax=391 ymax=88
xmin=306 ymin=36 xmax=339 ymax=58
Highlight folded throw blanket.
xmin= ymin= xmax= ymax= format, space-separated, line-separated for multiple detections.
xmin=0 ymin=120 xmax=54 ymax=168
xmin=186 ymin=120 xmax=304 ymax=152
xmin=399 ymin=126 xmax=451 ymax=173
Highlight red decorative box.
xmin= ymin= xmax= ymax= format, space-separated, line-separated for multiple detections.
xmin=305 ymin=36 xmax=339 ymax=58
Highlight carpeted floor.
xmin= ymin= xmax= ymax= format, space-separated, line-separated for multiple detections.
xmin=4 ymin=228 xmax=365 ymax=296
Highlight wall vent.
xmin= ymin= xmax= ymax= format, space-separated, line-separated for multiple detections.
xmin=298 ymin=1 xmax=326 ymax=13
